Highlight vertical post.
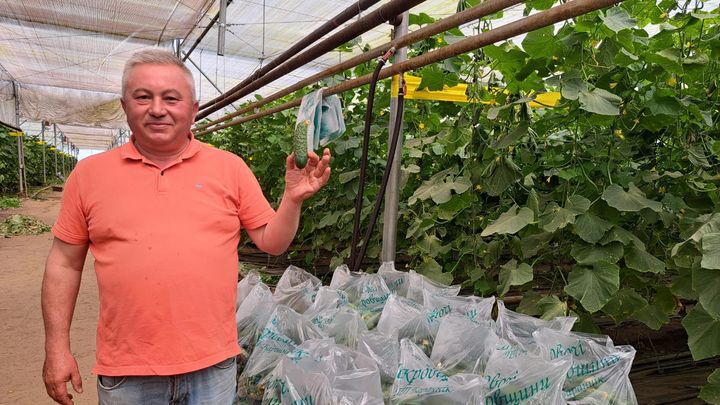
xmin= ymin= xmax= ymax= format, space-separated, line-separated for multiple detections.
xmin=53 ymin=124 xmax=58 ymax=177
xmin=381 ymin=13 xmax=408 ymax=263
xmin=13 ymin=81 xmax=27 ymax=197
xmin=41 ymin=123 xmax=46 ymax=184
xmin=61 ymin=133 xmax=66 ymax=177
xmin=172 ymin=38 xmax=182 ymax=58
xmin=217 ymin=0 xmax=227 ymax=56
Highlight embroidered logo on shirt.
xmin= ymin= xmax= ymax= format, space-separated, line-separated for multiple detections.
xmin=195 ymin=183 xmax=204 ymax=190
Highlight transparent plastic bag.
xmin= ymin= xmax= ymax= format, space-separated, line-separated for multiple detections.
xmin=496 ymin=300 xmax=576 ymax=351
xmin=406 ymin=270 xmax=461 ymax=305
xmin=339 ymin=273 xmax=391 ymax=329
xmin=238 ymin=305 xmax=324 ymax=402
xmin=534 ymin=328 xmax=638 ymax=405
xmin=390 ymin=338 xmax=487 ymax=404
xmin=483 ymin=341 xmax=572 ymax=405
xmin=423 ymin=291 xmax=495 ymax=323
xmin=430 ymin=313 xmax=499 ymax=375
xmin=235 ymin=282 xmax=276 ymax=369
xmin=378 ymin=261 xmax=409 ymax=296
xmin=376 ymin=294 xmax=436 ymax=356
xmin=262 ymin=338 xmax=384 ymax=405
xmin=309 ymin=307 xmax=367 ymax=349
xmin=329 ymin=263 xmax=364 ymax=289
xmin=236 ymin=269 xmax=261 ymax=309
xmin=304 ymin=286 xmax=349 ymax=319
xmin=357 ymin=330 xmax=400 ymax=387
xmin=273 ymin=265 xmax=321 ymax=313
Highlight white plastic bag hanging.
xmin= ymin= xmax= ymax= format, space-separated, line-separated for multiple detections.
xmin=406 ymin=270 xmax=461 ymax=305
xmin=378 ymin=262 xmax=409 ymax=296
xmin=423 ymin=291 xmax=496 ymax=323
xmin=483 ymin=341 xmax=572 ymax=405
xmin=329 ymin=264 xmax=364 ymax=289
xmin=236 ymin=282 xmax=276 ymax=368
xmin=304 ymin=286 xmax=349 ymax=319
xmin=430 ymin=313 xmax=499 ymax=375
xmin=339 ymin=273 xmax=391 ymax=329
xmin=534 ymin=328 xmax=638 ymax=404
xmin=236 ymin=269 xmax=261 ymax=309
xmin=273 ymin=265 xmax=321 ymax=314
xmin=496 ymin=300 xmax=576 ymax=351
xmin=390 ymin=338 xmax=487 ymax=404
xmin=309 ymin=307 xmax=368 ymax=349
xmin=357 ymin=330 xmax=401 ymax=387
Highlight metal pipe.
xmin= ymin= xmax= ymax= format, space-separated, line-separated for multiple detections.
xmin=196 ymin=0 xmax=619 ymax=136
xmin=194 ymin=0 xmax=523 ymax=133
xmin=183 ymin=12 xmax=220 ymax=61
xmin=41 ymin=123 xmax=46 ymax=184
xmin=182 ymin=51 xmax=239 ymax=111
xmin=53 ymin=124 xmax=58 ymax=176
xmin=13 ymin=81 xmax=26 ymax=196
xmin=196 ymin=0 xmax=419 ymax=119
xmin=381 ymin=12 xmax=408 ymax=263
xmin=217 ymin=0 xmax=227 ymax=56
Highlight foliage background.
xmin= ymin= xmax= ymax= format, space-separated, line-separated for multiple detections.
xmin=206 ymin=0 xmax=719 ymax=395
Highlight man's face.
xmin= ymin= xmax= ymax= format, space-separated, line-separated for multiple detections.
xmin=121 ymin=63 xmax=199 ymax=153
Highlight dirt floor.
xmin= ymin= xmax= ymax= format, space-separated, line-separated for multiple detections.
xmin=0 ymin=191 xmax=99 ymax=405
xmin=0 ymin=191 xmax=716 ymax=405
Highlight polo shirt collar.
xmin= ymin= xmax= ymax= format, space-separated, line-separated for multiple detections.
xmin=121 ymin=132 xmax=201 ymax=163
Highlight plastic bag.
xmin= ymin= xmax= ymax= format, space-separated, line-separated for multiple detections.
xmin=423 ymin=291 xmax=495 ymax=323
xmin=236 ymin=282 xmax=276 ymax=369
xmin=376 ymin=294 xmax=438 ymax=356
xmin=378 ymin=262 xmax=409 ymax=297
xmin=273 ymin=265 xmax=321 ymax=314
xmin=236 ymin=269 xmax=261 ymax=309
xmin=534 ymin=328 xmax=638 ymax=404
xmin=304 ymin=286 xmax=349 ymax=319
xmin=309 ymin=307 xmax=367 ymax=349
xmin=483 ymin=341 xmax=572 ymax=405
xmin=262 ymin=338 xmax=383 ymax=405
xmin=339 ymin=273 xmax=391 ymax=329
xmin=496 ymin=300 xmax=576 ymax=351
xmin=238 ymin=305 xmax=324 ymax=402
xmin=357 ymin=331 xmax=400 ymax=387
xmin=406 ymin=270 xmax=461 ymax=305
xmin=329 ymin=264 xmax=364 ymax=290
xmin=390 ymin=338 xmax=487 ymax=404
xmin=430 ymin=313 xmax=499 ymax=375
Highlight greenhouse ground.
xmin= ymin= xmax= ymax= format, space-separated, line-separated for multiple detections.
xmin=0 ymin=192 xmax=716 ymax=405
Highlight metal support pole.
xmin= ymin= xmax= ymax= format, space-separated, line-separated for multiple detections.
xmin=183 ymin=51 xmax=239 ymax=111
xmin=172 ymin=38 xmax=182 ymax=58
xmin=53 ymin=124 xmax=58 ymax=177
xmin=61 ymin=133 xmax=66 ymax=177
xmin=381 ymin=13 xmax=408 ymax=263
xmin=41 ymin=123 xmax=46 ymax=184
xmin=12 ymin=81 xmax=27 ymax=196
xmin=217 ymin=0 xmax=227 ymax=56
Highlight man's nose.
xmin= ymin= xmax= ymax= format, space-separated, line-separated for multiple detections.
xmin=149 ymin=97 xmax=165 ymax=116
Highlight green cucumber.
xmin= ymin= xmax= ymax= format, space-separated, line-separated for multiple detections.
xmin=294 ymin=120 xmax=310 ymax=168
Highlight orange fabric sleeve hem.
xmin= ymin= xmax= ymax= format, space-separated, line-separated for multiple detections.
xmin=51 ymin=226 xmax=89 ymax=245
xmin=241 ymin=209 xmax=276 ymax=230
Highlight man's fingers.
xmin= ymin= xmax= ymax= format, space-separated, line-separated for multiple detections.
xmin=71 ymin=370 xmax=83 ymax=394
xmin=286 ymin=153 xmax=296 ymax=170
xmin=49 ymin=381 xmax=74 ymax=405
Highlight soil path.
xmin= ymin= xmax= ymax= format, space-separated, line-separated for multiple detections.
xmin=1 ymin=192 xmax=98 ymax=405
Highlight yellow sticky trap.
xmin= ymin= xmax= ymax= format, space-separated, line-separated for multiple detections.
xmin=391 ymin=74 xmax=560 ymax=108
xmin=9 ymin=131 xmax=23 ymax=137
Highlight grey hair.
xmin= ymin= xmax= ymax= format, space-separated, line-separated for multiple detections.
xmin=121 ymin=49 xmax=197 ymax=101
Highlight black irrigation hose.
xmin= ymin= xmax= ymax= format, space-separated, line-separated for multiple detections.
xmin=349 ymin=49 xmax=395 ymax=268
xmin=351 ymin=75 xmax=405 ymax=273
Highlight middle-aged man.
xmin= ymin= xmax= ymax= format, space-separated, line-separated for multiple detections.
xmin=41 ymin=49 xmax=331 ymax=405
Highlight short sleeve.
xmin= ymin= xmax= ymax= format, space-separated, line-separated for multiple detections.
xmin=236 ymin=158 xmax=276 ymax=230
xmin=52 ymin=166 xmax=90 ymax=244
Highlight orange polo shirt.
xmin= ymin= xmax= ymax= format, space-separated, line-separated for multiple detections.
xmin=52 ymin=135 xmax=276 ymax=376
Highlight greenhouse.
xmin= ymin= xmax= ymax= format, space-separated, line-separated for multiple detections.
xmin=1 ymin=0 xmax=719 ymax=404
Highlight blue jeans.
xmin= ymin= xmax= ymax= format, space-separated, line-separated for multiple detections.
xmin=97 ymin=356 xmax=237 ymax=405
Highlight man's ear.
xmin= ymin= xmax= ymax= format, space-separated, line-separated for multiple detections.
xmin=191 ymin=100 xmax=199 ymax=120
xmin=120 ymin=97 xmax=127 ymax=114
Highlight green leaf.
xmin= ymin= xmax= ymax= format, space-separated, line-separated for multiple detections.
xmin=699 ymin=369 xmax=720 ymax=404
xmin=702 ymin=233 xmax=720 ymax=270
xmin=480 ymin=157 xmax=523 ymax=196
xmin=565 ymin=261 xmax=620 ymax=313
xmin=575 ymin=213 xmax=613 ymax=244
xmin=671 ymin=269 xmax=697 ymax=300
xmin=518 ymin=232 xmax=553 ymax=259
xmin=416 ymin=257 xmax=453 ymax=285
xmin=408 ymin=12 xmax=435 ymax=27
xmin=561 ymin=70 xmax=586 ymax=101
xmin=602 ymin=288 xmax=648 ymax=324
xmin=417 ymin=66 xmax=446 ymax=91
xmin=571 ymin=242 xmax=624 ymax=265
xmin=601 ymin=183 xmax=663 ymax=212
xmin=481 ymin=205 xmax=534 ymax=237
xmin=600 ymin=226 xmax=645 ymax=250
xmin=625 ymin=246 xmax=666 ymax=274
xmin=498 ymin=259 xmax=533 ymax=296
xmin=688 ymin=213 xmax=720 ymax=243
xmin=539 ymin=202 xmax=577 ymax=232
xmin=578 ymin=87 xmax=622 ymax=116
xmin=522 ymin=25 xmax=557 ymax=58
xmin=567 ymin=195 xmax=591 ymax=214
xmin=634 ymin=302 xmax=669 ymax=330
xmin=493 ymin=121 xmax=529 ymax=150
xmin=689 ymin=144 xmax=712 ymax=169
xmin=526 ymin=189 xmax=542 ymax=217
xmin=409 ymin=168 xmax=468 ymax=205
xmin=517 ymin=291 xmax=542 ymax=316
xmin=600 ymin=7 xmax=636 ymax=33
xmin=338 ymin=169 xmax=360 ymax=184
xmin=537 ymin=295 xmax=568 ymax=320
xmin=682 ymin=303 xmax=720 ymax=361
xmin=693 ymin=267 xmax=720 ymax=319
xmin=646 ymin=95 xmax=684 ymax=116
xmin=417 ymin=234 xmax=452 ymax=258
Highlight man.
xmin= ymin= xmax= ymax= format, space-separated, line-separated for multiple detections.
xmin=41 ymin=49 xmax=331 ymax=405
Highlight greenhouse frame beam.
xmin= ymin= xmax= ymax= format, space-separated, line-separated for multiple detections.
xmin=195 ymin=0 xmax=620 ymax=136
xmin=196 ymin=0 xmax=391 ymax=119
xmin=182 ymin=51 xmax=239 ymax=111
xmin=194 ymin=0 xmax=524 ymax=133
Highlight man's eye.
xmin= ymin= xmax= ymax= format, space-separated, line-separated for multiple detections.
xmin=165 ymin=97 xmax=179 ymax=102
xmin=136 ymin=95 xmax=150 ymax=100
